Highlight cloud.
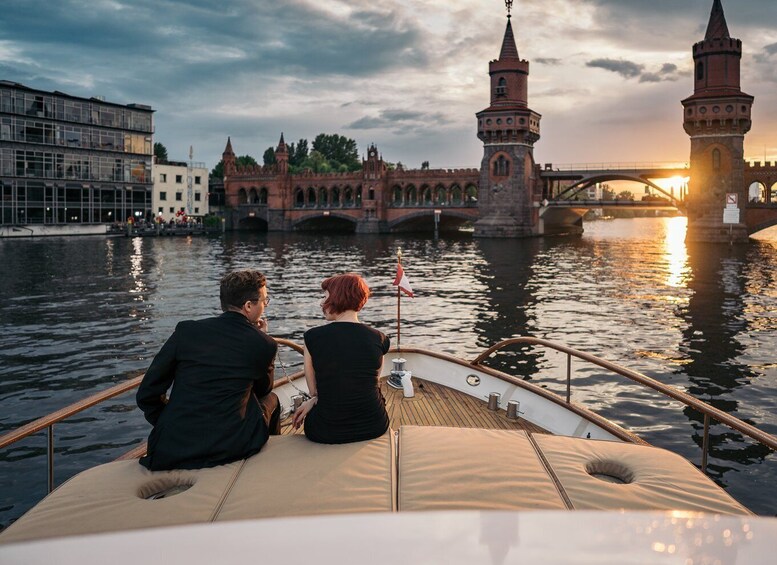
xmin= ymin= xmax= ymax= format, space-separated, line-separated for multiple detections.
xmin=586 ymin=58 xmax=644 ymax=78
xmin=535 ymin=57 xmax=562 ymax=65
xmin=345 ymin=108 xmax=446 ymax=132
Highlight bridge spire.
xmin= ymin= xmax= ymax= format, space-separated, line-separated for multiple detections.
xmin=499 ymin=15 xmax=519 ymax=60
xmin=705 ymin=0 xmax=730 ymax=40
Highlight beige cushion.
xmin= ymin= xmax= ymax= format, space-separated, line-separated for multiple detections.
xmin=533 ymin=434 xmax=751 ymax=515
xmin=216 ymin=432 xmax=395 ymax=521
xmin=0 ymin=460 xmax=242 ymax=545
xmin=397 ymin=426 xmax=567 ymax=511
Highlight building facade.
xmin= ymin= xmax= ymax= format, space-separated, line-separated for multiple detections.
xmin=0 ymin=81 xmax=153 ymax=230
xmin=152 ymin=160 xmax=209 ymax=221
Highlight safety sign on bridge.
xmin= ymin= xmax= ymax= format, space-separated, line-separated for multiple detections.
xmin=726 ymin=193 xmax=738 ymax=207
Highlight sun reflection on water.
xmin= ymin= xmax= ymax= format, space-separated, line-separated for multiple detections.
xmin=663 ymin=216 xmax=689 ymax=289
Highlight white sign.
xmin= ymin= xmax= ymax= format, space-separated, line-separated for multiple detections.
xmin=723 ymin=208 xmax=740 ymax=224
xmin=725 ymin=193 xmax=738 ymax=207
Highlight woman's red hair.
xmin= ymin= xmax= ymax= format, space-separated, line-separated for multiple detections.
xmin=321 ymin=273 xmax=371 ymax=315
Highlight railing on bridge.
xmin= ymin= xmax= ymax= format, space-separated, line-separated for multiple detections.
xmin=543 ymin=162 xmax=689 ymax=172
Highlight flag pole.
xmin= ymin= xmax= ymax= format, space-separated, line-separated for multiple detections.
xmin=396 ymin=247 xmax=402 ymax=352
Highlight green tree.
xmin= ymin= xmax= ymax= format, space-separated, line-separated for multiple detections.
xmin=289 ymin=139 xmax=309 ymax=168
xmin=154 ymin=142 xmax=168 ymax=163
xmin=312 ymin=134 xmax=359 ymax=171
xmin=210 ymin=155 xmax=258 ymax=179
xmin=263 ymin=147 xmax=276 ymax=166
xmin=616 ymin=190 xmax=634 ymax=201
xmin=421 ymin=161 xmax=430 ymax=170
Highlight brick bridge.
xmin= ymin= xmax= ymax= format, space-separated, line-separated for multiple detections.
xmin=224 ymin=145 xmax=777 ymax=236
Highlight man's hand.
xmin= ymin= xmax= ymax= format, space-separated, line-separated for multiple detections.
xmin=256 ymin=318 xmax=268 ymax=332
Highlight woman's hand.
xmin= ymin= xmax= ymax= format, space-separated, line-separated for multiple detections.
xmin=292 ymin=396 xmax=317 ymax=429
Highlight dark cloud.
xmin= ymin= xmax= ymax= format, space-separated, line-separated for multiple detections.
xmin=345 ymin=108 xmax=446 ymax=132
xmin=535 ymin=58 xmax=562 ymax=65
xmin=586 ymin=58 xmax=644 ymax=78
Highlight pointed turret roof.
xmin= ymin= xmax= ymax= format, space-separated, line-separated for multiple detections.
xmin=499 ymin=18 xmax=519 ymax=60
xmin=276 ymin=132 xmax=288 ymax=153
xmin=705 ymin=0 xmax=730 ymax=40
xmin=223 ymin=136 xmax=234 ymax=156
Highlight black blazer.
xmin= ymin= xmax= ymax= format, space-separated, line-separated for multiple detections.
xmin=136 ymin=311 xmax=277 ymax=470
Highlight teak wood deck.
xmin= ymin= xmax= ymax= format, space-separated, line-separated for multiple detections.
xmin=280 ymin=377 xmax=548 ymax=435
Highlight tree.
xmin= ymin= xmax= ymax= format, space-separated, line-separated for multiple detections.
xmin=263 ymin=147 xmax=276 ymax=166
xmin=210 ymin=155 xmax=258 ymax=179
xmin=421 ymin=161 xmax=430 ymax=170
xmin=290 ymin=139 xmax=309 ymax=167
xmin=616 ymin=190 xmax=634 ymax=201
xmin=312 ymin=134 xmax=359 ymax=171
xmin=154 ymin=142 xmax=168 ymax=163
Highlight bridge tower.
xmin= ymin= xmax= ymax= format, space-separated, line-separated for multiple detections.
xmin=474 ymin=1 xmax=542 ymax=238
xmin=222 ymin=137 xmax=237 ymax=207
xmin=682 ymin=0 xmax=754 ymax=243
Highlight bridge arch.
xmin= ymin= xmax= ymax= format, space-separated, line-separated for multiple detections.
xmin=292 ymin=212 xmax=357 ymax=232
xmin=388 ymin=209 xmax=475 ymax=232
xmin=306 ymin=187 xmax=316 ymax=207
xmin=238 ymin=188 xmax=248 ymax=205
xmin=294 ymin=187 xmax=304 ymax=208
xmin=259 ymin=187 xmax=268 ymax=204
xmin=465 ymin=183 xmax=478 ymax=204
xmin=748 ymin=217 xmax=777 ymax=236
xmin=748 ymin=181 xmax=767 ymax=203
xmin=451 ymin=184 xmax=462 ymax=205
xmin=554 ymin=174 xmax=682 ymax=207
xmin=392 ymin=185 xmax=403 ymax=206
xmin=237 ymin=216 xmax=268 ymax=231
xmin=406 ymin=185 xmax=417 ymax=205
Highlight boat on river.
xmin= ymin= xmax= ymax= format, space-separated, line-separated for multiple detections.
xmin=1 ymin=336 xmax=776 ymax=563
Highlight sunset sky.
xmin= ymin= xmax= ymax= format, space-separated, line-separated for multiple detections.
xmin=2 ymin=0 xmax=776 ymax=171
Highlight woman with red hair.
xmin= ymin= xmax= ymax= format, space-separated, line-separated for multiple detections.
xmin=292 ymin=273 xmax=390 ymax=443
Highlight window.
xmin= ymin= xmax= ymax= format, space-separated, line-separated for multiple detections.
xmin=712 ymin=149 xmax=721 ymax=171
xmin=160 ymin=173 xmax=167 ymax=182
xmin=194 ymin=192 xmax=201 ymax=201
xmin=175 ymin=175 xmax=182 ymax=183
xmin=195 ymin=176 xmax=201 ymax=185
xmin=492 ymin=155 xmax=510 ymax=177
xmin=496 ymin=77 xmax=507 ymax=97
xmin=169 ymin=207 xmax=174 ymax=213
xmin=158 ymin=207 xmax=163 ymax=213
xmin=194 ymin=207 xmax=199 ymax=214
xmin=160 ymin=191 xmax=167 ymax=201
xmin=696 ymin=62 xmax=704 ymax=81
xmin=175 ymin=192 xmax=182 ymax=201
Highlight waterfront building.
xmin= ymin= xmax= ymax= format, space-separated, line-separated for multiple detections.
xmin=0 ymin=81 xmax=153 ymax=231
xmin=152 ymin=160 xmax=209 ymax=221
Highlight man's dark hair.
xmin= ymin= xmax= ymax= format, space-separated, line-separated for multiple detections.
xmin=220 ymin=270 xmax=266 ymax=312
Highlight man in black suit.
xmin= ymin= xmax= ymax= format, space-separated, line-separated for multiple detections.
xmin=136 ymin=270 xmax=280 ymax=471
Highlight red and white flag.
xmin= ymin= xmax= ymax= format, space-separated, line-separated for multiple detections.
xmin=393 ymin=263 xmax=414 ymax=297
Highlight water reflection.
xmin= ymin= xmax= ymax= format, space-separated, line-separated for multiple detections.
xmin=680 ymin=243 xmax=773 ymax=486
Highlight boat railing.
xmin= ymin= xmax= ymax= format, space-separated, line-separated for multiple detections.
xmin=0 ymin=338 xmax=304 ymax=495
xmin=472 ymin=337 xmax=777 ymax=473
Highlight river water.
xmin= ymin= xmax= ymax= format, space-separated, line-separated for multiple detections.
xmin=1 ymin=218 xmax=776 ymax=525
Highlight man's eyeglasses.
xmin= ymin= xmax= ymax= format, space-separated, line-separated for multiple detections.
xmin=250 ymin=296 xmax=270 ymax=306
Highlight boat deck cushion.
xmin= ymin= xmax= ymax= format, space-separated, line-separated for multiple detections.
xmin=216 ymin=432 xmax=395 ymax=521
xmin=533 ymin=434 xmax=751 ymax=515
xmin=397 ymin=426 xmax=568 ymax=511
xmin=0 ymin=460 xmax=243 ymax=545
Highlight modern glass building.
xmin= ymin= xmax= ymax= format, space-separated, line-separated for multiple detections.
xmin=0 ymin=81 xmax=153 ymax=226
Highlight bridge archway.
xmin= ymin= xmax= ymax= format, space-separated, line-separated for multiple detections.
xmin=292 ymin=213 xmax=357 ymax=233
xmin=388 ymin=210 xmax=475 ymax=233
xmin=748 ymin=181 xmax=766 ymax=203
xmin=237 ymin=216 xmax=268 ymax=231
xmin=554 ymin=174 xmax=682 ymax=207
xmin=748 ymin=218 xmax=777 ymax=236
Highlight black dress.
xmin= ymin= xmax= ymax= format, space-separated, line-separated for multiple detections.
xmin=303 ymin=322 xmax=391 ymax=443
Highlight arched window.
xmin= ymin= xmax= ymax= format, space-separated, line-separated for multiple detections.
xmin=248 ymin=188 xmax=258 ymax=203
xmin=406 ymin=185 xmax=417 ymax=205
xmin=435 ymin=185 xmax=447 ymax=205
xmin=493 ymin=155 xmax=510 ymax=177
xmin=451 ymin=185 xmax=462 ymax=205
xmin=331 ymin=187 xmax=340 ymax=206
xmin=422 ymin=186 xmax=432 ymax=205
xmin=259 ymin=187 xmax=268 ymax=204
xmin=465 ymin=184 xmax=478 ymax=204
xmin=392 ymin=186 xmax=402 ymax=205
xmin=344 ymin=187 xmax=353 ymax=206
xmin=307 ymin=187 xmax=316 ymax=207
xmin=318 ymin=187 xmax=328 ymax=207
xmin=238 ymin=188 xmax=247 ymax=204
xmin=496 ymin=77 xmax=507 ymax=97
xmin=355 ymin=187 xmax=362 ymax=205
xmin=696 ymin=62 xmax=704 ymax=81
xmin=294 ymin=188 xmax=304 ymax=208
xmin=712 ymin=149 xmax=721 ymax=171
